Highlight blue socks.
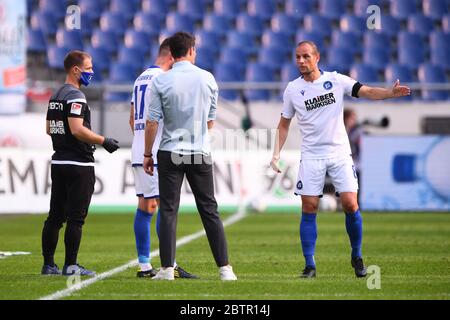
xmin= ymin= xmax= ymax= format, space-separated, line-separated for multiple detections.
xmin=134 ymin=209 xmax=153 ymax=263
xmin=300 ymin=212 xmax=317 ymax=268
xmin=345 ymin=209 xmax=363 ymax=258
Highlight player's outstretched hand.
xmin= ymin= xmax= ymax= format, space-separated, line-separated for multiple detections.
xmin=270 ymin=155 xmax=281 ymax=173
xmin=103 ymin=137 xmax=120 ymax=153
xmin=143 ymin=156 xmax=154 ymax=176
xmin=391 ymin=79 xmax=411 ymax=98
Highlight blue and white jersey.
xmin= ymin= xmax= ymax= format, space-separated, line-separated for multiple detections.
xmin=282 ymin=71 xmax=358 ymax=160
xmin=131 ymin=66 xmax=164 ymax=165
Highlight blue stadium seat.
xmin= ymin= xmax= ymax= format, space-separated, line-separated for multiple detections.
xmin=398 ymin=46 xmax=426 ymax=70
xmin=220 ymin=47 xmax=248 ymax=75
xmin=91 ymin=29 xmax=120 ymax=54
xmin=236 ymin=13 xmax=264 ymax=37
xmin=379 ymin=16 xmax=401 ymax=37
xmin=99 ymin=12 xmax=127 ymax=37
xmin=110 ymin=0 xmax=139 ymax=21
xmin=79 ymin=0 xmax=106 ymax=20
xmin=363 ymin=47 xmax=390 ymax=71
xmin=385 ymin=63 xmax=414 ymax=83
xmin=390 ymin=0 xmax=418 ymax=20
xmin=429 ymin=31 xmax=450 ymax=69
xmin=258 ymin=47 xmax=286 ymax=72
xmin=85 ymin=46 xmax=111 ymax=73
xmin=331 ymin=31 xmax=361 ymax=54
xmin=418 ymin=64 xmax=449 ymax=100
xmin=271 ymin=13 xmax=300 ymax=37
xmin=423 ymin=0 xmax=449 ymax=20
xmin=195 ymin=30 xmax=222 ymax=56
xmin=203 ymin=13 xmax=233 ymax=37
xmin=354 ymin=0 xmax=386 ymax=17
xmin=385 ymin=63 xmax=414 ymax=101
xmin=285 ymin=0 xmax=315 ymax=18
xmin=227 ymin=31 xmax=257 ymax=56
xmin=295 ymin=30 xmax=326 ymax=52
xmin=105 ymin=63 xmax=137 ymax=101
xmin=245 ymin=63 xmax=274 ymax=101
xmin=47 ymin=45 xmax=70 ymax=70
xmin=318 ymin=0 xmax=348 ymax=20
xmin=77 ymin=14 xmax=94 ymax=38
xmin=142 ymin=0 xmax=169 ymax=15
xmin=320 ymin=63 xmax=340 ymax=73
xmin=340 ymin=15 xmax=366 ymax=35
xmin=133 ymin=12 xmax=162 ymax=36
xmin=165 ymin=13 xmax=194 ymax=33
xmin=364 ymin=32 xmax=391 ymax=51
xmin=248 ymin=0 xmax=276 ymax=22
xmin=350 ymin=64 xmax=379 ymax=83
xmin=214 ymin=62 xmax=243 ymax=100
xmin=195 ymin=47 xmax=215 ymax=72
xmin=442 ymin=14 xmax=450 ymax=32
xmin=124 ymin=29 xmax=152 ymax=54
xmin=214 ymin=0 xmax=241 ymax=19
xmin=55 ymin=28 xmax=84 ymax=51
xmin=408 ymin=14 xmax=434 ymax=37
xmin=30 ymin=11 xmax=57 ymax=37
xmin=281 ymin=63 xmax=300 ymax=82
xmin=178 ymin=0 xmax=205 ymax=22
xmin=262 ymin=30 xmax=292 ymax=53
xmin=39 ymin=0 xmax=66 ymax=19
xmin=398 ymin=31 xmax=426 ymax=52
xmin=117 ymin=46 xmax=144 ymax=72
xmin=303 ymin=14 xmax=332 ymax=36
xmin=327 ymin=47 xmax=355 ymax=73
xmin=27 ymin=28 xmax=47 ymax=53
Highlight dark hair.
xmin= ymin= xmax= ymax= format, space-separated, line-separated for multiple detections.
xmin=343 ymin=108 xmax=356 ymax=121
xmin=297 ymin=40 xmax=320 ymax=55
xmin=159 ymin=37 xmax=172 ymax=57
xmin=169 ymin=32 xmax=195 ymax=59
xmin=63 ymin=50 xmax=91 ymax=73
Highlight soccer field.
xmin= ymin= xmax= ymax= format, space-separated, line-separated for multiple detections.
xmin=0 ymin=212 xmax=449 ymax=300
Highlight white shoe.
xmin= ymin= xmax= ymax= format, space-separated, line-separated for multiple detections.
xmin=152 ymin=267 xmax=174 ymax=280
xmin=219 ymin=265 xmax=237 ymax=281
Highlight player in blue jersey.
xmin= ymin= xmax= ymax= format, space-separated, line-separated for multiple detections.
xmin=130 ymin=39 xmax=197 ymax=279
xmin=270 ymin=41 xmax=411 ymax=278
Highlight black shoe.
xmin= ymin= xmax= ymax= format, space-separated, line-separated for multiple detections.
xmin=300 ymin=266 xmax=316 ymax=278
xmin=351 ymin=257 xmax=367 ymax=278
xmin=137 ymin=269 xmax=157 ymax=278
xmin=62 ymin=264 xmax=96 ymax=277
xmin=41 ymin=264 xmax=61 ymax=275
xmin=174 ymin=265 xmax=199 ymax=279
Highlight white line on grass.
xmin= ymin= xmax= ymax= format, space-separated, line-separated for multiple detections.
xmin=39 ymin=208 xmax=246 ymax=300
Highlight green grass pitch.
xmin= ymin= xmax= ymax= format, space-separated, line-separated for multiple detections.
xmin=0 ymin=211 xmax=449 ymax=300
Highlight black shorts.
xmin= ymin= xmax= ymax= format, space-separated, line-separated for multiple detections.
xmin=48 ymin=164 xmax=95 ymax=225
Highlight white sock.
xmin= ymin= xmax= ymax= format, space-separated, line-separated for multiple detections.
xmin=139 ymin=263 xmax=152 ymax=272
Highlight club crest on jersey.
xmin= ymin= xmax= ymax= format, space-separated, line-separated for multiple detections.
xmin=323 ymin=81 xmax=333 ymax=90
xmin=300 ymin=90 xmax=305 ymax=96
xmin=70 ymin=103 xmax=82 ymax=115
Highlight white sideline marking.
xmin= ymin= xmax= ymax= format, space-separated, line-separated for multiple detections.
xmin=39 ymin=209 xmax=246 ymax=300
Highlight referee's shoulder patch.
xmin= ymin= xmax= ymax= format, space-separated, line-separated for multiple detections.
xmin=70 ymin=103 xmax=82 ymax=115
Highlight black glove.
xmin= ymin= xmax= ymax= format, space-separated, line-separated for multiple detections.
xmin=102 ymin=137 xmax=119 ymax=153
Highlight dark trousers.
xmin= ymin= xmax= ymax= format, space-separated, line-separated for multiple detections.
xmin=42 ymin=164 xmax=95 ymax=266
xmin=157 ymin=151 xmax=229 ymax=268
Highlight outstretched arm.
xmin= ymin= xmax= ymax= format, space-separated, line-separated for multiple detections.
xmin=358 ymin=79 xmax=411 ymax=100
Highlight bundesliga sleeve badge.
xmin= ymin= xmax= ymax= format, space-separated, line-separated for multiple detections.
xmin=70 ymin=102 xmax=82 ymax=115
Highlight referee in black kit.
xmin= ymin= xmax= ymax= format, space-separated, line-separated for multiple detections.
xmin=143 ymin=32 xmax=237 ymax=280
xmin=41 ymin=50 xmax=119 ymax=276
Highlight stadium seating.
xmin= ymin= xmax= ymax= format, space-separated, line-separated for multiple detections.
xmin=245 ymin=63 xmax=274 ymax=101
xmin=25 ymin=0 xmax=449 ymax=101
xmin=55 ymin=29 xmax=84 ymax=51
xmin=418 ymin=64 xmax=449 ymax=100
xmin=385 ymin=63 xmax=414 ymax=101
xmin=214 ymin=62 xmax=244 ymax=100
xmin=423 ymin=0 xmax=449 ymax=20
xmin=104 ymin=63 xmax=137 ymax=101
xmin=47 ymin=45 xmax=69 ymax=70
xmin=285 ymin=0 xmax=316 ymax=18
xmin=350 ymin=64 xmax=379 ymax=83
